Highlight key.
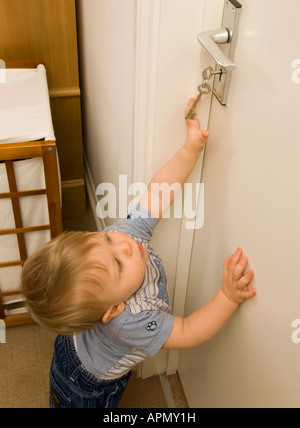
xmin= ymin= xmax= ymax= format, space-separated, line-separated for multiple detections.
xmin=185 ymin=82 xmax=211 ymax=120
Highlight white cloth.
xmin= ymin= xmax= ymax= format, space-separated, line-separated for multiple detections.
xmin=0 ymin=64 xmax=55 ymax=143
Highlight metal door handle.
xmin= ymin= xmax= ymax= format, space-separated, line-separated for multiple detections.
xmin=196 ymin=0 xmax=242 ymax=105
xmin=197 ymin=28 xmax=236 ymax=71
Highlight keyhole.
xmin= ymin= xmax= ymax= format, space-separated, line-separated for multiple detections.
xmin=219 ymin=69 xmax=223 ymax=82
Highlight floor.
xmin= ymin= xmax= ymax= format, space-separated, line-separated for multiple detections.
xmin=0 ymin=322 xmax=188 ymax=408
xmin=0 ymin=203 xmax=188 ymax=408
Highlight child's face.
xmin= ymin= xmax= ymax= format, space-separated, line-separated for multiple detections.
xmin=89 ymin=232 xmax=148 ymax=305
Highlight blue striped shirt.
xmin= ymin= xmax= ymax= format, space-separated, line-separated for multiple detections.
xmin=74 ymin=205 xmax=174 ymax=380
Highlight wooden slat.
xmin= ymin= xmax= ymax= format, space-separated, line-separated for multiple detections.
xmin=0 ymin=188 xmax=47 ymax=199
xmin=49 ymin=87 xmax=80 ymax=98
xmin=0 ymin=260 xmax=25 ymax=268
xmin=0 ymin=224 xmax=50 ymax=236
xmin=5 ymin=161 xmax=28 ymax=261
xmin=5 ymin=313 xmax=35 ymax=327
xmin=42 ymin=142 xmax=63 ymax=238
xmin=0 ymin=141 xmax=44 ymax=161
xmin=0 ymin=290 xmax=23 ymax=298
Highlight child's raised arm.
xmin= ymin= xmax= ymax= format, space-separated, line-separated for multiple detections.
xmin=139 ymin=98 xmax=209 ymax=220
xmin=162 ymin=248 xmax=256 ymax=350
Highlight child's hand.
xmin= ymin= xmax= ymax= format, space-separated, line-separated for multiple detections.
xmin=184 ymin=98 xmax=209 ymax=157
xmin=221 ymin=248 xmax=256 ymax=306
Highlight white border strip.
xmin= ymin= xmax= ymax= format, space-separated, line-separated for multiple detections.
xmin=132 ymin=0 xmax=161 ymax=185
xmin=84 ymin=152 xmax=106 ymax=232
xmin=159 ymin=373 xmax=177 ymax=408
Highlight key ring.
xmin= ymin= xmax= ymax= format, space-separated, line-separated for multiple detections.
xmin=198 ymin=82 xmax=211 ymax=95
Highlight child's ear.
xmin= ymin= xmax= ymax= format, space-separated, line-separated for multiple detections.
xmin=102 ymin=302 xmax=125 ymax=323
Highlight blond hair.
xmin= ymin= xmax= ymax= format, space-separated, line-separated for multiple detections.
xmin=21 ymin=231 xmax=110 ymax=334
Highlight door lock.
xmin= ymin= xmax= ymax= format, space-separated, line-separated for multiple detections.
xmin=198 ymin=0 xmax=242 ymax=105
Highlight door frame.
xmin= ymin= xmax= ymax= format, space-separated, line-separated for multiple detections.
xmin=133 ymin=0 xmax=216 ymax=377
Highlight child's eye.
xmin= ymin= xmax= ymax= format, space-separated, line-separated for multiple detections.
xmin=105 ymin=233 xmax=111 ymax=244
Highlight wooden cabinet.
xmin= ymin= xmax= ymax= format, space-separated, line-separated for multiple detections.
xmin=0 ymin=0 xmax=86 ymax=218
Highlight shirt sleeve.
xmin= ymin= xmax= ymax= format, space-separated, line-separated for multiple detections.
xmin=113 ymin=308 xmax=174 ymax=358
xmin=104 ymin=203 xmax=158 ymax=241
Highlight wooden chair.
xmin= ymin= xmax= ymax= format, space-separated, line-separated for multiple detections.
xmin=0 ymin=61 xmax=63 ymax=327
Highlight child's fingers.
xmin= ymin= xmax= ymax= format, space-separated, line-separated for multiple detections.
xmin=201 ymin=129 xmax=210 ymax=139
xmin=187 ymin=97 xmax=195 ymax=107
xmin=232 ymin=256 xmax=248 ymax=281
xmin=185 ymin=98 xmax=196 ymax=116
xmin=237 ymin=269 xmax=255 ymax=289
xmin=223 ymin=248 xmax=256 ymax=304
xmin=229 ymin=247 xmax=243 ymax=269
xmin=223 ymin=255 xmax=233 ymax=272
xmin=240 ymin=287 xmax=257 ymax=300
xmin=185 ymin=99 xmax=210 ymax=140
xmin=224 ymin=249 xmax=242 ymax=272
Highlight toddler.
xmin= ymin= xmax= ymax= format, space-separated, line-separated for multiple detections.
xmin=21 ymin=99 xmax=256 ymax=408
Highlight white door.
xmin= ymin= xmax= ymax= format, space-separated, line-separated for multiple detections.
xmin=178 ymin=0 xmax=300 ymax=407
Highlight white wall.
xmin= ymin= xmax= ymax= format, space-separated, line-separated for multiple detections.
xmin=76 ymin=0 xmax=135 ymax=227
